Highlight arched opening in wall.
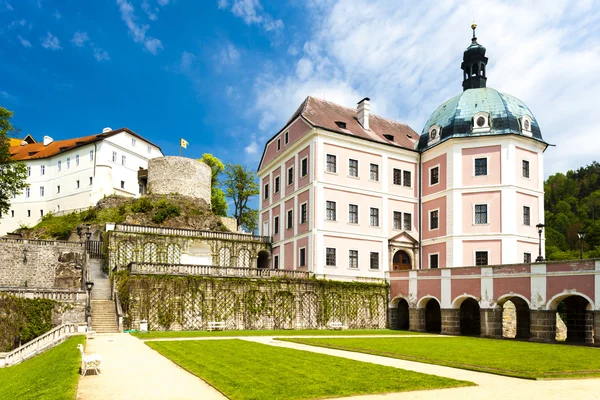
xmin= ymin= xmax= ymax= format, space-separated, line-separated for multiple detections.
xmin=425 ymin=299 xmax=441 ymax=333
xmin=256 ymin=250 xmax=270 ymax=269
xmin=501 ymin=298 xmax=530 ymax=339
xmin=555 ymin=295 xmax=593 ymax=343
xmin=219 ymin=247 xmax=231 ymax=267
xmin=396 ymin=299 xmax=409 ymax=330
xmin=181 ymin=242 xmax=212 ymax=265
xmin=392 ymin=251 xmax=411 ymax=270
xmin=237 ymin=249 xmax=251 ymax=268
xmin=460 ymin=298 xmax=481 ymax=336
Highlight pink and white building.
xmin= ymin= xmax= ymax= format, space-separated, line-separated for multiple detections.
xmin=257 ymin=27 xmax=549 ymax=279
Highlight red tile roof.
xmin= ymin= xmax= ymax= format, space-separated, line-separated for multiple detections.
xmin=9 ymin=128 xmax=160 ymax=161
xmin=289 ymin=96 xmax=419 ymax=149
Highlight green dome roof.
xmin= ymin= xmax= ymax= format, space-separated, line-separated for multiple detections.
xmin=417 ymin=87 xmax=544 ymax=150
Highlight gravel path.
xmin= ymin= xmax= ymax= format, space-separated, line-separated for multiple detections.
xmin=76 ymin=333 xmax=226 ymax=400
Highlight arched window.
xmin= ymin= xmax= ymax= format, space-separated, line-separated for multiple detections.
xmin=237 ymin=249 xmax=250 ymax=268
xmin=166 ymin=244 xmax=181 ymax=264
xmin=143 ymin=243 xmax=158 ymax=263
xmin=219 ymin=247 xmax=231 ymax=267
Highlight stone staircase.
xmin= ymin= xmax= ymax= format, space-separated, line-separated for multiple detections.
xmin=89 ymin=259 xmax=119 ymax=333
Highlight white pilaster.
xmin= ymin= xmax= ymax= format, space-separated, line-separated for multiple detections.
xmin=480 ymin=266 xmax=494 ymax=308
xmin=530 ymin=263 xmax=547 ymax=310
xmin=441 ymin=269 xmax=451 ymax=308
xmin=595 ymin=260 xmax=600 ymax=310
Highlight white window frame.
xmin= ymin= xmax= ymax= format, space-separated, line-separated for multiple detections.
xmin=273 ymin=254 xmax=279 ymax=270
xmin=274 ymin=176 xmax=280 ymax=194
xmin=300 ymin=202 xmax=307 ymax=225
xmin=429 ymin=252 xmax=440 ymax=269
xmin=429 ymin=164 xmax=440 ymax=186
xmin=369 ymin=252 xmax=380 ymax=270
xmin=473 ymin=156 xmax=489 ymax=177
xmin=284 ymin=131 xmax=289 ymax=145
xmin=122 ymin=155 xmax=126 ymax=166
xmin=392 ymin=168 xmax=402 ymax=186
xmin=300 ymin=157 xmax=308 ymax=178
xmin=132 ymin=138 xmax=137 ymax=147
xmin=112 ymin=151 xmax=117 ymax=163
xmin=57 ymin=160 xmax=61 ymax=172
xmin=273 ymin=216 xmax=279 ymax=235
xmin=286 ymin=209 xmax=293 ymax=230
xmin=75 ymin=154 xmax=80 ymax=166
xmin=90 ymin=150 xmax=94 ymax=161
xmin=403 ymin=212 xmax=412 ymax=231
xmin=402 ymin=169 xmax=412 ymax=188
xmin=522 ymin=158 xmax=531 ymax=180
xmin=298 ymin=247 xmax=306 ymax=267
xmin=40 ymin=186 xmax=45 ymax=197
xmin=369 ymin=163 xmax=379 ymax=182
xmin=325 ymin=247 xmax=337 ymax=267
xmin=472 ymin=111 xmax=491 ymax=133
xmin=348 ymin=249 xmax=359 ymax=269
xmin=521 ymin=115 xmax=533 ymax=137
xmin=369 ymin=207 xmax=379 ymax=227
xmin=27 ymin=166 xmax=31 ymax=176
xmin=66 ymin=157 xmax=70 ymax=169
xmin=428 ymin=124 xmax=441 ymax=145
xmin=264 ymin=183 xmax=269 ymax=199
xmin=277 ymin=138 xmax=281 ymax=151
xmin=40 ymin=165 xmax=45 ymax=176
xmin=522 ymin=205 xmax=531 ymax=226
xmin=348 ymin=204 xmax=358 ymax=224
xmin=326 ymin=154 xmax=337 ymax=174
xmin=429 ymin=208 xmax=440 ymax=231
xmin=348 ymin=159 xmax=359 ymax=178
xmin=287 ymin=166 xmax=294 ymax=186
xmin=473 ymin=203 xmax=490 ymax=225
xmin=524 ymin=252 xmax=532 ymax=263
xmin=392 ymin=211 xmax=402 ymax=230
xmin=474 ymin=249 xmax=490 ymax=266
xmin=25 ymin=187 xmax=30 ymax=198
xmin=326 ymin=201 xmax=336 ymax=221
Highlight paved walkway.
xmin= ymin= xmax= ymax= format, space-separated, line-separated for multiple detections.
xmin=76 ymin=334 xmax=226 ymax=400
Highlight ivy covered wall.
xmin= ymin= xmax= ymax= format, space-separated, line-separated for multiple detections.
xmin=116 ymin=272 xmax=388 ymax=331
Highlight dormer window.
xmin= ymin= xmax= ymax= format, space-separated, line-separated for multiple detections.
xmin=472 ymin=112 xmax=490 ymax=133
xmin=335 ymin=121 xmax=347 ymax=129
xmin=521 ymin=115 xmax=533 ymax=137
xmin=428 ymin=125 xmax=441 ymax=145
xmin=383 ymin=134 xmax=394 ymax=141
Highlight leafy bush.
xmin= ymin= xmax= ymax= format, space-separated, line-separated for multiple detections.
xmin=131 ymin=197 xmax=154 ymax=213
xmin=152 ymin=199 xmax=181 ymax=223
xmin=0 ymin=294 xmax=55 ymax=351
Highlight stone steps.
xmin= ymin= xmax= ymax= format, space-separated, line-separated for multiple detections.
xmin=90 ymin=300 xmax=119 ymax=333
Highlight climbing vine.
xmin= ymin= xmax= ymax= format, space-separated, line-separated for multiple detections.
xmin=0 ymin=293 xmax=57 ymax=352
xmin=114 ymin=272 xmax=388 ymax=331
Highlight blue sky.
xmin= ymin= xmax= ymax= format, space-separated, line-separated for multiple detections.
xmin=1 ymin=0 xmax=599 ymax=178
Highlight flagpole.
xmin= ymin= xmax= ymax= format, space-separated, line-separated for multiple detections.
xmin=180 ymin=138 xmax=182 ymax=157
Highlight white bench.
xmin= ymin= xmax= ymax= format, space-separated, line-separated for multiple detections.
xmin=207 ymin=321 xmax=226 ymax=331
xmin=328 ymin=321 xmax=345 ymax=330
xmin=77 ymin=344 xmax=102 ymax=376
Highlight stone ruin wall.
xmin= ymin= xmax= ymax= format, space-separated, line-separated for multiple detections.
xmin=0 ymin=240 xmax=85 ymax=290
xmin=147 ymin=157 xmax=212 ymax=205
xmin=502 ymin=300 xmax=567 ymax=340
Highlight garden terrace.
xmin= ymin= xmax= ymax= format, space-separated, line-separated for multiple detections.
xmin=127 ymin=262 xmax=313 ymax=279
xmin=0 ymin=287 xmax=86 ymax=302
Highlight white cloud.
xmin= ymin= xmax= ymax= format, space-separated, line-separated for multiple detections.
xmin=2 ymin=1 xmax=13 ymax=11
xmin=93 ymin=47 xmax=110 ymax=62
xmin=41 ymin=32 xmax=61 ymax=50
xmin=221 ymin=0 xmax=283 ymax=32
xmin=158 ymin=0 xmax=169 ymax=5
xmin=116 ymin=0 xmax=163 ymax=55
xmin=251 ymin=0 xmax=600 ymax=176
xmin=141 ymin=0 xmax=158 ymax=21
xmin=71 ymin=31 xmax=89 ymax=47
xmin=17 ymin=35 xmax=31 ymax=48
xmin=53 ymin=10 xmax=61 ymax=19
xmin=217 ymin=42 xmax=240 ymax=66
xmin=244 ymin=141 xmax=258 ymax=155
xmin=179 ymin=51 xmax=196 ymax=72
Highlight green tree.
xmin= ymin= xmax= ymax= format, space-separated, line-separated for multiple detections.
xmin=0 ymin=107 xmax=28 ymax=218
xmin=199 ymin=153 xmax=228 ymax=216
xmin=223 ymin=163 xmax=259 ymax=231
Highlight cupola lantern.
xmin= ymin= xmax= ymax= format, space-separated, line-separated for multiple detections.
xmin=461 ymin=24 xmax=488 ymax=91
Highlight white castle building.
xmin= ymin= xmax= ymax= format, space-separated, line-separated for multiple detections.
xmin=1 ymin=127 xmax=163 ymax=236
xmin=257 ymin=26 xmax=549 ymax=279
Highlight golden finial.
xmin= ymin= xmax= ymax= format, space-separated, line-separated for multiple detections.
xmin=471 ymin=23 xmax=477 ymax=40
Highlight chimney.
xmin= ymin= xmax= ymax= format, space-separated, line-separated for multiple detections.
xmin=357 ymin=97 xmax=370 ymax=130
xmin=43 ymin=136 xmax=54 ymax=146
xmin=102 ymin=127 xmax=112 ymax=133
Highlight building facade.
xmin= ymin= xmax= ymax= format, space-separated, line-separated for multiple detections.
xmin=257 ymin=26 xmax=549 ymax=278
xmin=1 ymin=127 xmax=163 ymax=236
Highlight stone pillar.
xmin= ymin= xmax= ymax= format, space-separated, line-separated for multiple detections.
xmin=409 ymin=308 xmax=425 ymax=332
xmin=584 ymin=311 xmax=594 ymax=345
xmin=593 ymin=311 xmax=600 ymax=346
xmin=441 ymin=309 xmax=460 ymax=335
xmin=530 ymin=310 xmax=556 ymax=343
xmin=388 ymin=307 xmax=398 ymax=330
xmin=480 ymin=308 xmax=503 ymax=338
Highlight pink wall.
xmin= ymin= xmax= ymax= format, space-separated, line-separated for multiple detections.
xmin=422 ymin=196 xmax=446 ymax=240
xmin=260 ymin=118 xmax=311 ymax=169
xmin=515 ymin=146 xmax=539 ymax=191
xmin=494 ymin=276 xmax=531 ymax=300
xmin=284 ymin=198 xmax=294 ymax=240
xmin=462 ymin=145 xmax=501 ymax=186
xmin=297 ymin=189 xmax=310 ymax=235
xmin=322 ymin=235 xmax=384 ymax=272
xmin=272 ymin=245 xmax=280 ymax=269
xmin=323 ymin=188 xmax=383 ymax=235
xmin=417 ymin=270 xmax=441 ymax=303
xmin=296 ymin=236 xmax=309 ymax=270
xmin=391 ymin=279 xmax=409 ymax=300
xmin=422 ymin=153 xmax=446 ymax=197
xmin=516 ymin=240 xmax=537 ymax=263
xmin=261 ymin=175 xmax=270 ymax=209
xmin=284 ymin=242 xmax=294 ymax=270
xmin=451 ymin=277 xmax=481 ymax=304
xmin=388 ymin=199 xmax=417 ymax=237
xmin=462 ymin=240 xmax=502 ymax=266
xmin=298 ymin=146 xmax=311 ymax=189
xmin=272 ymin=166 xmax=281 ymax=202
xmin=388 ymin=157 xmax=418 ymax=198
xmin=261 ymin=210 xmax=270 ymax=236
xmin=285 ymin=157 xmax=295 ymax=197
xmin=422 ymin=242 xmax=446 ymax=269
xmin=516 ymin=191 xmax=539 ymax=236
xmin=461 ymin=191 xmax=502 ymax=234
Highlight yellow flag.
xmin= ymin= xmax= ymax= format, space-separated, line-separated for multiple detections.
xmin=180 ymin=138 xmax=189 ymax=149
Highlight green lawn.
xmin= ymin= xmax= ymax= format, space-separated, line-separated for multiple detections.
xmin=133 ymin=328 xmax=422 ymax=340
xmin=0 ymin=335 xmax=84 ymax=400
xmin=280 ymin=337 xmax=600 ymax=379
xmin=147 ymin=339 xmax=471 ymax=400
